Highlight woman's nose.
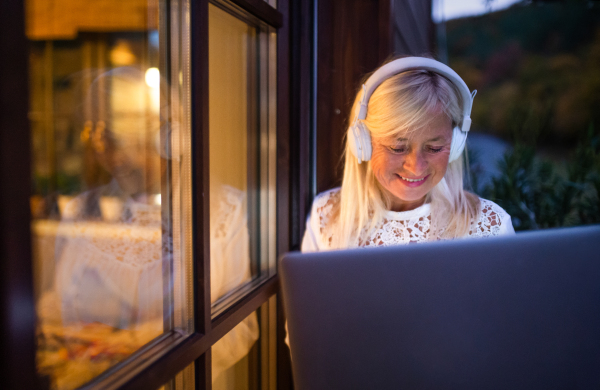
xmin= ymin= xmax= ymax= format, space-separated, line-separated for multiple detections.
xmin=403 ymin=150 xmax=427 ymax=174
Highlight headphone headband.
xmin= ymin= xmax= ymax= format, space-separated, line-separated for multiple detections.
xmin=356 ymin=57 xmax=474 ymax=125
xmin=349 ymin=57 xmax=476 ymax=163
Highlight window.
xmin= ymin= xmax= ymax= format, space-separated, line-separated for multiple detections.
xmin=161 ymin=363 xmax=195 ymax=390
xmin=29 ymin=0 xmax=193 ymax=388
xmin=208 ymin=1 xmax=277 ymax=316
xmin=17 ymin=0 xmax=288 ymax=388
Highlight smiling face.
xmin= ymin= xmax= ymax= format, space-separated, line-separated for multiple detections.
xmin=370 ymin=111 xmax=453 ymax=212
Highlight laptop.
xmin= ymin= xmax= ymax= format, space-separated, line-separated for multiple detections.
xmin=280 ymin=225 xmax=600 ymax=390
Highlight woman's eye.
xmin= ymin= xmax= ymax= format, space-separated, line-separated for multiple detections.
xmin=427 ymin=146 xmax=444 ymax=153
xmin=389 ymin=146 xmax=407 ymax=153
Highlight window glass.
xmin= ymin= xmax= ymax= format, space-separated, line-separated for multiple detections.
xmin=160 ymin=361 xmax=195 ymax=390
xmin=212 ymin=310 xmax=260 ymax=389
xmin=29 ymin=0 xmax=193 ymax=388
xmin=212 ymin=297 xmax=277 ymax=389
xmin=208 ymin=3 xmax=277 ymax=315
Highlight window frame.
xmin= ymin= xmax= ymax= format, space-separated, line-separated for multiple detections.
xmin=87 ymin=0 xmax=287 ymax=387
xmin=0 ymin=0 xmax=297 ymax=389
xmin=0 ymin=1 xmax=38 ymax=388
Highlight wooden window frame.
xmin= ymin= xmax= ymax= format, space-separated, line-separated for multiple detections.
xmin=0 ymin=1 xmax=38 ymax=388
xmin=0 ymin=0 xmax=305 ymax=388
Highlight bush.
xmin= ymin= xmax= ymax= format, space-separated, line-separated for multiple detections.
xmin=481 ymin=124 xmax=600 ymax=230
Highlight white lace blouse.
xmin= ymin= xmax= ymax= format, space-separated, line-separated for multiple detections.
xmin=301 ymin=188 xmax=515 ymax=252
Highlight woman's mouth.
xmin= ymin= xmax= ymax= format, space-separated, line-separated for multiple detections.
xmin=396 ymin=174 xmax=429 ymax=187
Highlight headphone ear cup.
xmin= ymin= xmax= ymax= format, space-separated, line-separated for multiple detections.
xmin=358 ymin=122 xmax=372 ymax=162
xmin=347 ymin=122 xmax=373 ymax=163
xmin=449 ymin=126 xmax=467 ymax=162
xmin=347 ymin=124 xmax=361 ymax=160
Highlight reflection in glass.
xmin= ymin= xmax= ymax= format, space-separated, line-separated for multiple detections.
xmin=207 ymin=8 xmax=261 ymax=375
xmin=212 ymin=310 xmax=260 ymax=389
xmin=208 ymin=3 xmax=254 ymax=305
xmin=29 ymin=0 xmax=193 ymax=388
xmin=34 ymin=56 xmax=164 ymax=390
xmin=208 ymin=1 xmax=277 ymax=313
xmin=160 ymin=361 xmax=195 ymax=390
xmin=212 ymin=297 xmax=278 ymax=389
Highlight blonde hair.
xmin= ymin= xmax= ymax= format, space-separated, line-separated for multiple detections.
xmin=331 ymin=65 xmax=481 ymax=249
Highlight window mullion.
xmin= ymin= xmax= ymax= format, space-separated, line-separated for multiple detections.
xmin=195 ymin=351 xmax=212 ymax=389
xmin=191 ymin=0 xmax=212 ymax=338
xmin=190 ymin=0 xmax=212 ymax=388
xmin=226 ymin=0 xmax=282 ymax=28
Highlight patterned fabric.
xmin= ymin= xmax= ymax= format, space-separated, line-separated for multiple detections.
xmin=43 ymin=184 xmax=258 ymax=381
xmin=305 ymin=188 xmax=514 ymax=251
xmin=54 ymin=200 xmax=164 ymax=328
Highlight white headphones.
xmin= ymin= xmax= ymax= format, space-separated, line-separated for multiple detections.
xmin=347 ymin=57 xmax=477 ymax=163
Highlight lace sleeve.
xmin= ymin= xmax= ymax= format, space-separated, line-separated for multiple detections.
xmin=300 ymin=188 xmax=341 ymax=252
xmin=469 ymin=198 xmax=515 ymax=237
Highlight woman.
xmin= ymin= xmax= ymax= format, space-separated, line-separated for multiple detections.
xmin=302 ymin=57 xmax=514 ymax=252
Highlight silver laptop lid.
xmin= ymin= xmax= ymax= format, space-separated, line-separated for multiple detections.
xmin=281 ymin=225 xmax=600 ymax=390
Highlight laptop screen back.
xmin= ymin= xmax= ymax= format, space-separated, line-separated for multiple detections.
xmin=281 ymin=225 xmax=600 ymax=390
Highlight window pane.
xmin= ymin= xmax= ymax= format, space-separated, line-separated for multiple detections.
xmin=212 ymin=296 xmax=278 ymax=389
xmin=212 ymin=309 xmax=260 ymax=389
xmin=29 ymin=0 xmax=193 ymax=388
xmin=208 ymin=3 xmax=253 ymax=307
xmin=208 ymin=3 xmax=277 ymax=315
xmin=160 ymin=361 xmax=195 ymax=390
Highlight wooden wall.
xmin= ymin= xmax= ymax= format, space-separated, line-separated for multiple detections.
xmin=315 ymin=0 xmax=433 ymax=194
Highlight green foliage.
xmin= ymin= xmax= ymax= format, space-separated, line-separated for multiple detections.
xmin=447 ymin=2 xmax=600 ymax=64
xmin=449 ymin=1 xmax=600 ymax=230
xmin=445 ymin=2 xmax=600 ymax=146
xmin=482 ymin=124 xmax=600 ymax=230
xmin=566 ymin=124 xmax=600 ymax=224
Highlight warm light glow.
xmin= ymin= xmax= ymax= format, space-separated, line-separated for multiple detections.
xmin=145 ymin=67 xmax=160 ymax=89
xmin=110 ymin=40 xmax=136 ymax=65
xmin=154 ymin=194 xmax=162 ymax=206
